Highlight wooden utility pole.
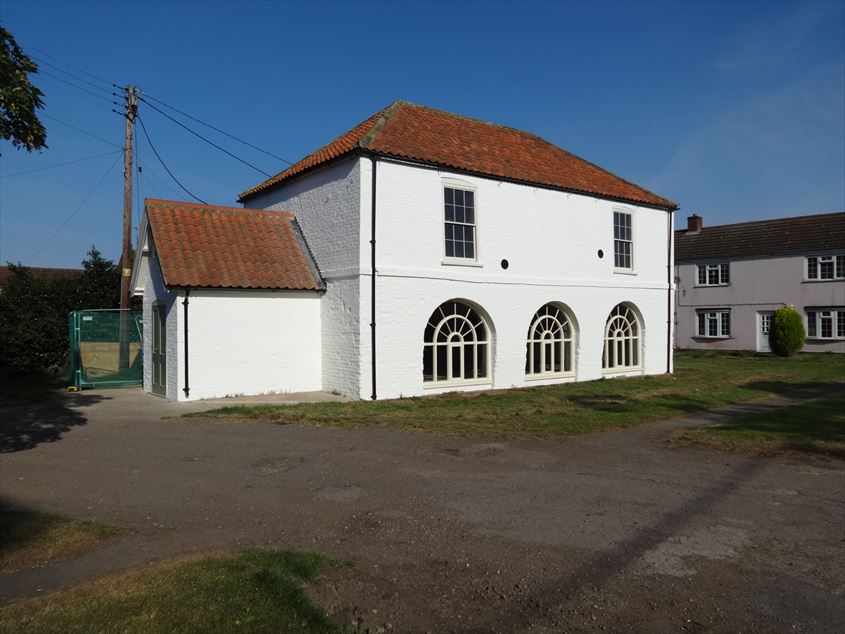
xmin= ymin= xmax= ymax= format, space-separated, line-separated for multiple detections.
xmin=119 ymin=85 xmax=137 ymax=369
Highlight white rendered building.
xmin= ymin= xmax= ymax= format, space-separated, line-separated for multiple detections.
xmin=132 ymin=101 xmax=678 ymax=401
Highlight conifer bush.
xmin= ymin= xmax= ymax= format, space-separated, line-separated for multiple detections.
xmin=768 ymin=306 xmax=806 ymax=357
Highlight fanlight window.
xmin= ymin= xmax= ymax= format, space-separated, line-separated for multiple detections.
xmin=602 ymin=303 xmax=641 ymax=371
xmin=526 ymin=304 xmax=574 ymax=376
xmin=423 ymin=301 xmax=490 ymax=384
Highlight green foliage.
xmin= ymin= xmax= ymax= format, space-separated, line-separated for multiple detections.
xmin=0 ymin=27 xmax=46 ymax=152
xmin=769 ymin=305 xmax=806 ymax=357
xmin=0 ymin=247 xmax=122 ymax=375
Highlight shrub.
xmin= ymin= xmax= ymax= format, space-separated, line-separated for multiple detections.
xmin=769 ymin=306 xmax=806 ymax=357
xmin=0 ymin=247 xmax=123 ymax=375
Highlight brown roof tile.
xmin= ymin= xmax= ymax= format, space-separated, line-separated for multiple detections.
xmin=146 ymin=198 xmax=323 ymax=290
xmin=674 ymin=212 xmax=845 ymax=262
xmin=239 ymin=101 xmax=677 ymax=210
xmin=0 ymin=266 xmax=80 ymax=286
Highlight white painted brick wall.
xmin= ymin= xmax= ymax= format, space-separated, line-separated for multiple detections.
xmin=139 ymin=239 xmax=180 ymax=400
xmin=247 ymin=158 xmax=362 ymax=395
xmin=362 ymin=159 xmax=673 ymax=399
xmin=174 ymin=289 xmax=321 ymax=401
xmin=240 ymin=155 xmax=673 ymax=400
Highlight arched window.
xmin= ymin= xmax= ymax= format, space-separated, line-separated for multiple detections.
xmin=423 ymin=301 xmax=490 ymax=384
xmin=603 ymin=303 xmax=641 ymax=371
xmin=526 ymin=304 xmax=575 ymax=376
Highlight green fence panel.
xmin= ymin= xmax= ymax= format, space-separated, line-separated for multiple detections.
xmin=68 ymin=309 xmax=143 ymax=389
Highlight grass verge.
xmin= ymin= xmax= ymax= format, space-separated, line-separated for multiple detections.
xmin=187 ymin=350 xmax=844 ymax=438
xmin=671 ymin=392 xmax=845 ymax=458
xmin=0 ymin=509 xmax=124 ymax=572
xmin=0 ymin=549 xmax=340 ymax=634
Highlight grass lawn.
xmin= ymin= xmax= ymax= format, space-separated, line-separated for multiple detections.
xmin=189 ymin=350 xmax=845 ymax=438
xmin=0 ymin=510 xmax=124 ymax=572
xmin=0 ymin=549 xmax=341 ymax=634
xmin=672 ymin=392 xmax=845 ymax=458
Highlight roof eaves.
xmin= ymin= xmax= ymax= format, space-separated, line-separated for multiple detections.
xmin=366 ymin=149 xmax=678 ymax=211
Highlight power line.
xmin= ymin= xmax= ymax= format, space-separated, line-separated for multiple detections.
xmin=138 ymin=159 xmax=188 ymax=201
xmin=39 ymin=69 xmax=119 ymax=104
xmin=29 ymin=46 xmax=119 ymax=89
xmin=138 ymin=96 xmax=272 ymax=177
xmin=138 ymin=90 xmax=293 ymax=166
xmin=1 ymin=149 xmax=122 ymax=179
xmin=41 ymin=113 xmax=122 ymax=149
xmin=28 ymin=154 xmax=122 ymax=263
xmin=136 ymin=115 xmax=206 ymax=204
xmin=29 ymin=53 xmax=119 ymax=97
xmin=39 ymin=77 xmax=119 ymax=113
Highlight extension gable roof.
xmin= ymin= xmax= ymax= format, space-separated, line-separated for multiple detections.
xmin=674 ymin=212 xmax=845 ymax=262
xmin=239 ymin=100 xmax=677 ymax=210
xmin=144 ymin=198 xmax=323 ymax=290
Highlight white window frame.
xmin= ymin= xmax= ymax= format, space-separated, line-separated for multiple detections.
xmin=806 ymin=307 xmax=845 ymax=340
xmin=696 ymin=263 xmax=730 ymax=286
xmin=805 ymin=254 xmax=844 ymax=281
xmin=423 ymin=300 xmax=491 ymax=387
xmin=442 ymin=180 xmax=480 ymax=266
xmin=613 ymin=210 xmax=634 ymax=272
xmin=525 ymin=304 xmax=576 ymax=379
xmin=602 ymin=303 xmax=641 ymax=372
xmin=696 ymin=309 xmax=731 ymax=339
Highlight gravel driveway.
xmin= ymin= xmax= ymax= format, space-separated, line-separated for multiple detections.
xmin=1 ymin=388 xmax=843 ymax=633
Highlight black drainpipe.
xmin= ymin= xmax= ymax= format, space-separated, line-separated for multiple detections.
xmin=182 ymin=288 xmax=190 ymax=398
xmin=370 ymin=156 xmax=378 ymax=400
xmin=666 ymin=210 xmax=674 ymax=374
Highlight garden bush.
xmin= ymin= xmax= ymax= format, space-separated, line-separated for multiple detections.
xmin=0 ymin=248 xmax=123 ymax=375
xmin=768 ymin=305 xmax=806 ymax=357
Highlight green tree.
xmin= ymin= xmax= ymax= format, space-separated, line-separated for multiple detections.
xmin=0 ymin=247 xmax=123 ymax=375
xmin=769 ymin=306 xmax=806 ymax=357
xmin=75 ymin=246 xmax=120 ymax=309
xmin=0 ymin=26 xmax=47 ymax=152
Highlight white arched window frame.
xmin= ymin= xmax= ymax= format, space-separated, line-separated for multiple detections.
xmin=423 ymin=301 xmax=491 ymax=386
xmin=602 ymin=303 xmax=641 ymax=372
xmin=525 ymin=304 xmax=575 ymax=377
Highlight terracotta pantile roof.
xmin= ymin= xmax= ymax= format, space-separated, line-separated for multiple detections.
xmin=146 ymin=198 xmax=323 ymax=290
xmin=675 ymin=212 xmax=845 ymax=262
xmin=0 ymin=266 xmax=80 ymax=286
xmin=239 ymin=101 xmax=677 ymax=210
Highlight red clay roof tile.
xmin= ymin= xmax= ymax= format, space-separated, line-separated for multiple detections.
xmin=239 ymin=100 xmax=677 ymax=210
xmin=145 ymin=198 xmax=323 ymax=291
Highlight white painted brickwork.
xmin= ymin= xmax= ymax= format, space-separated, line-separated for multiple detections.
xmin=247 ymin=159 xmax=362 ymax=396
xmin=139 ymin=241 xmax=180 ymax=400
xmin=175 ymin=290 xmax=321 ymax=401
xmin=139 ymin=154 xmax=673 ymax=401
xmin=360 ymin=159 xmax=674 ymax=400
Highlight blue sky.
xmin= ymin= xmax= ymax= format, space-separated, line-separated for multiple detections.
xmin=1 ymin=0 xmax=843 ymax=268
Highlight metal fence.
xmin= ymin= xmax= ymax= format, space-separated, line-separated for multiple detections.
xmin=68 ymin=309 xmax=143 ymax=389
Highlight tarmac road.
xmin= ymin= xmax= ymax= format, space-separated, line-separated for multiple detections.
xmin=1 ymin=386 xmax=843 ymax=633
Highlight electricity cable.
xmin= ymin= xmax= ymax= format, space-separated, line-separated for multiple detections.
xmin=38 ymin=69 xmax=119 ymax=104
xmin=29 ymin=54 xmax=119 ymax=96
xmin=27 ymin=154 xmax=122 ymax=263
xmin=1 ymin=150 xmax=122 ymax=179
xmin=136 ymin=115 xmax=207 ymax=204
xmin=41 ymin=113 xmax=122 ymax=149
xmin=138 ymin=96 xmax=272 ymax=177
xmin=29 ymin=46 xmax=120 ymax=89
xmin=138 ymin=90 xmax=293 ymax=166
